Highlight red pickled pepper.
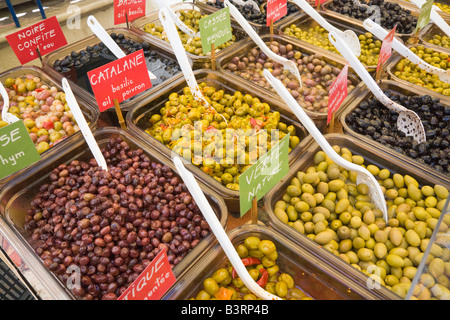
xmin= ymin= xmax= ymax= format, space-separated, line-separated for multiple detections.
xmin=231 ymin=257 xmax=261 ymax=279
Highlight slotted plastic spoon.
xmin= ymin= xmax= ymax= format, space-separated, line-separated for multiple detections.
xmin=291 ymin=0 xmax=361 ymax=57
xmin=224 ymin=0 xmax=303 ymax=86
xmin=363 ymin=18 xmax=450 ymax=84
xmin=0 ymin=82 xmax=19 ymax=124
xmin=87 ymin=15 xmax=157 ymax=80
xmin=160 ymin=1 xmax=201 ymax=38
xmin=263 ymin=69 xmax=388 ymax=223
xmin=173 ymin=155 xmax=282 ymax=300
xmin=410 ymin=0 xmax=450 ymax=37
xmin=158 ymin=7 xmax=228 ymax=123
xmin=229 ymin=0 xmax=261 ymax=12
xmin=328 ymin=30 xmax=427 ymax=144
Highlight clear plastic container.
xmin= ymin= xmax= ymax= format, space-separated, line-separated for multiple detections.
xmin=42 ymin=27 xmax=188 ymax=113
xmin=216 ymin=34 xmax=362 ymax=131
xmin=0 ymin=127 xmax=228 ymax=300
xmin=339 ymin=79 xmax=450 ymax=188
xmin=163 ymin=224 xmax=398 ymax=300
xmin=126 ymin=69 xmax=313 ymax=213
xmin=130 ymin=2 xmax=248 ymax=69
xmin=263 ymin=133 xmax=449 ymax=299
xmin=0 ymin=66 xmax=99 ymax=188
xmin=196 ymin=0 xmax=304 ymax=34
xmin=419 ymin=23 xmax=450 ymax=54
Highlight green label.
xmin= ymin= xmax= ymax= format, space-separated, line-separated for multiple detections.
xmin=239 ymin=133 xmax=290 ymax=217
xmin=415 ymin=0 xmax=434 ymax=32
xmin=0 ymin=121 xmax=41 ymax=180
xmin=199 ymin=7 xmax=232 ymax=54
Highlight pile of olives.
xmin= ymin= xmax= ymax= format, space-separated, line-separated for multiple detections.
xmin=424 ymin=34 xmax=450 ymax=50
xmin=273 ymin=146 xmax=449 ymax=299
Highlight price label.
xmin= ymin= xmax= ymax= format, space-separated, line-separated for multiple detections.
xmin=327 ymin=64 xmax=348 ymax=124
xmin=118 ymin=247 xmax=176 ymax=300
xmin=239 ymin=133 xmax=290 ymax=217
xmin=114 ymin=0 xmax=146 ymax=25
xmin=199 ymin=7 xmax=232 ymax=54
xmin=376 ymin=25 xmax=397 ymax=72
xmin=315 ymin=0 xmax=327 ymax=5
xmin=0 ymin=121 xmax=41 ymax=180
xmin=87 ymin=49 xmax=152 ymax=112
xmin=266 ymin=0 xmax=288 ymax=26
xmin=5 ymin=16 xmax=67 ymax=65
xmin=415 ymin=0 xmax=434 ymax=32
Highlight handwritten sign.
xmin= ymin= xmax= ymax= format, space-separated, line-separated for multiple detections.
xmin=266 ymin=0 xmax=288 ymax=26
xmin=0 ymin=121 xmax=41 ymax=180
xmin=5 ymin=16 xmax=67 ymax=65
xmin=118 ymin=247 xmax=176 ymax=300
xmin=200 ymin=7 xmax=232 ymax=54
xmin=87 ymin=49 xmax=152 ymax=112
xmin=415 ymin=0 xmax=434 ymax=32
xmin=239 ymin=133 xmax=290 ymax=216
xmin=327 ymin=64 xmax=348 ymax=124
xmin=376 ymin=25 xmax=397 ymax=72
xmin=114 ymin=0 xmax=146 ymax=25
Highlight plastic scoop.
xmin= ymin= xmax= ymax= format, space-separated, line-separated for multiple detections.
xmin=229 ymin=0 xmax=261 ymax=12
xmin=291 ymin=0 xmax=361 ymax=57
xmin=0 ymin=82 xmax=19 ymax=124
xmin=158 ymin=7 xmax=228 ymax=124
xmin=161 ymin=1 xmax=201 ymax=38
xmin=224 ymin=0 xmax=303 ymax=87
xmin=62 ymin=78 xmax=108 ymax=172
xmin=263 ymin=69 xmax=388 ymax=223
xmin=409 ymin=0 xmax=450 ymax=37
xmin=172 ymin=155 xmax=282 ymax=300
xmin=363 ymin=18 xmax=450 ymax=84
xmin=87 ymin=15 xmax=157 ymax=80
xmin=328 ymin=30 xmax=427 ymax=144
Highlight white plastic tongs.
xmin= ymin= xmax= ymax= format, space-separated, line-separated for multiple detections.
xmin=363 ymin=18 xmax=450 ymax=84
xmin=224 ymin=0 xmax=303 ymax=86
xmin=173 ymin=156 xmax=282 ymax=300
xmin=410 ymin=0 xmax=450 ymax=37
xmin=263 ymin=69 xmax=389 ymax=223
xmin=328 ymin=30 xmax=427 ymax=144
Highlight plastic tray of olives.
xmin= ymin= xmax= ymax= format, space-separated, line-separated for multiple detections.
xmin=393 ymin=0 xmax=450 ymax=22
xmin=126 ymin=69 xmax=312 ymax=213
xmin=0 ymin=127 xmax=228 ymax=300
xmin=262 ymin=133 xmax=449 ymax=299
xmin=340 ymin=80 xmax=450 ymax=185
xmin=0 ymin=66 xmax=99 ymax=188
xmin=196 ymin=0 xmax=304 ymax=34
xmin=419 ymin=23 xmax=450 ymax=54
xmin=216 ymin=34 xmax=361 ymax=131
xmin=322 ymin=0 xmax=420 ymax=40
xmin=130 ymin=2 xmax=247 ymax=69
xmin=278 ymin=11 xmax=401 ymax=73
xmin=42 ymin=27 xmax=186 ymax=113
xmin=387 ymin=43 xmax=450 ymax=99
xmin=163 ymin=224 xmax=395 ymax=300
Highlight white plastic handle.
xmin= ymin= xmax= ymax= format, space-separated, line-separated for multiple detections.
xmin=363 ymin=19 xmax=450 ymax=84
xmin=224 ymin=0 xmax=302 ymax=87
xmin=291 ymin=0 xmax=361 ymax=57
xmin=62 ymin=78 xmax=108 ymax=172
xmin=410 ymin=0 xmax=450 ymax=37
xmin=173 ymin=156 xmax=282 ymax=301
xmin=87 ymin=15 xmax=157 ymax=80
xmin=263 ymin=69 xmax=389 ymax=223
xmin=0 ymin=82 xmax=19 ymax=124
xmin=161 ymin=1 xmax=201 ymax=38
xmin=230 ymin=0 xmax=261 ymax=12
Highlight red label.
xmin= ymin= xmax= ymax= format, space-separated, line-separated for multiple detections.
xmin=266 ymin=0 xmax=288 ymax=26
xmin=327 ymin=64 xmax=348 ymax=124
xmin=376 ymin=25 xmax=397 ymax=72
xmin=5 ymin=16 xmax=68 ymax=65
xmin=118 ymin=248 xmax=176 ymax=300
xmin=87 ymin=49 xmax=152 ymax=112
xmin=114 ymin=0 xmax=146 ymax=25
xmin=315 ymin=0 xmax=327 ymax=5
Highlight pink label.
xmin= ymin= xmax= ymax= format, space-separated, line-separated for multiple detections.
xmin=327 ymin=64 xmax=348 ymax=124
xmin=114 ymin=0 xmax=146 ymax=25
xmin=266 ymin=0 xmax=288 ymax=26
xmin=377 ymin=25 xmax=397 ymax=72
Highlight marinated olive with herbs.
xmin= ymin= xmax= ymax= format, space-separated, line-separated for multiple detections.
xmin=274 ymin=147 xmax=449 ymax=299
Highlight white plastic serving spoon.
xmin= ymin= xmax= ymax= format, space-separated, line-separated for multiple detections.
xmin=291 ymin=0 xmax=361 ymax=57
xmin=410 ymin=0 xmax=450 ymax=37
xmin=0 ymin=82 xmax=20 ymax=124
xmin=160 ymin=1 xmax=201 ymax=38
xmin=328 ymin=30 xmax=427 ymax=144
xmin=87 ymin=15 xmax=157 ymax=80
xmin=158 ymin=7 xmax=228 ymax=124
xmin=363 ymin=18 xmax=450 ymax=84
xmin=173 ymin=155 xmax=282 ymax=300
xmin=224 ymin=0 xmax=303 ymax=87
xmin=263 ymin=69 xmax=389 ymax=223
xmin=229 ymin=0 xmax=261 ymax=12
xmin=62 ymin=78 xmax=108 ymax=172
